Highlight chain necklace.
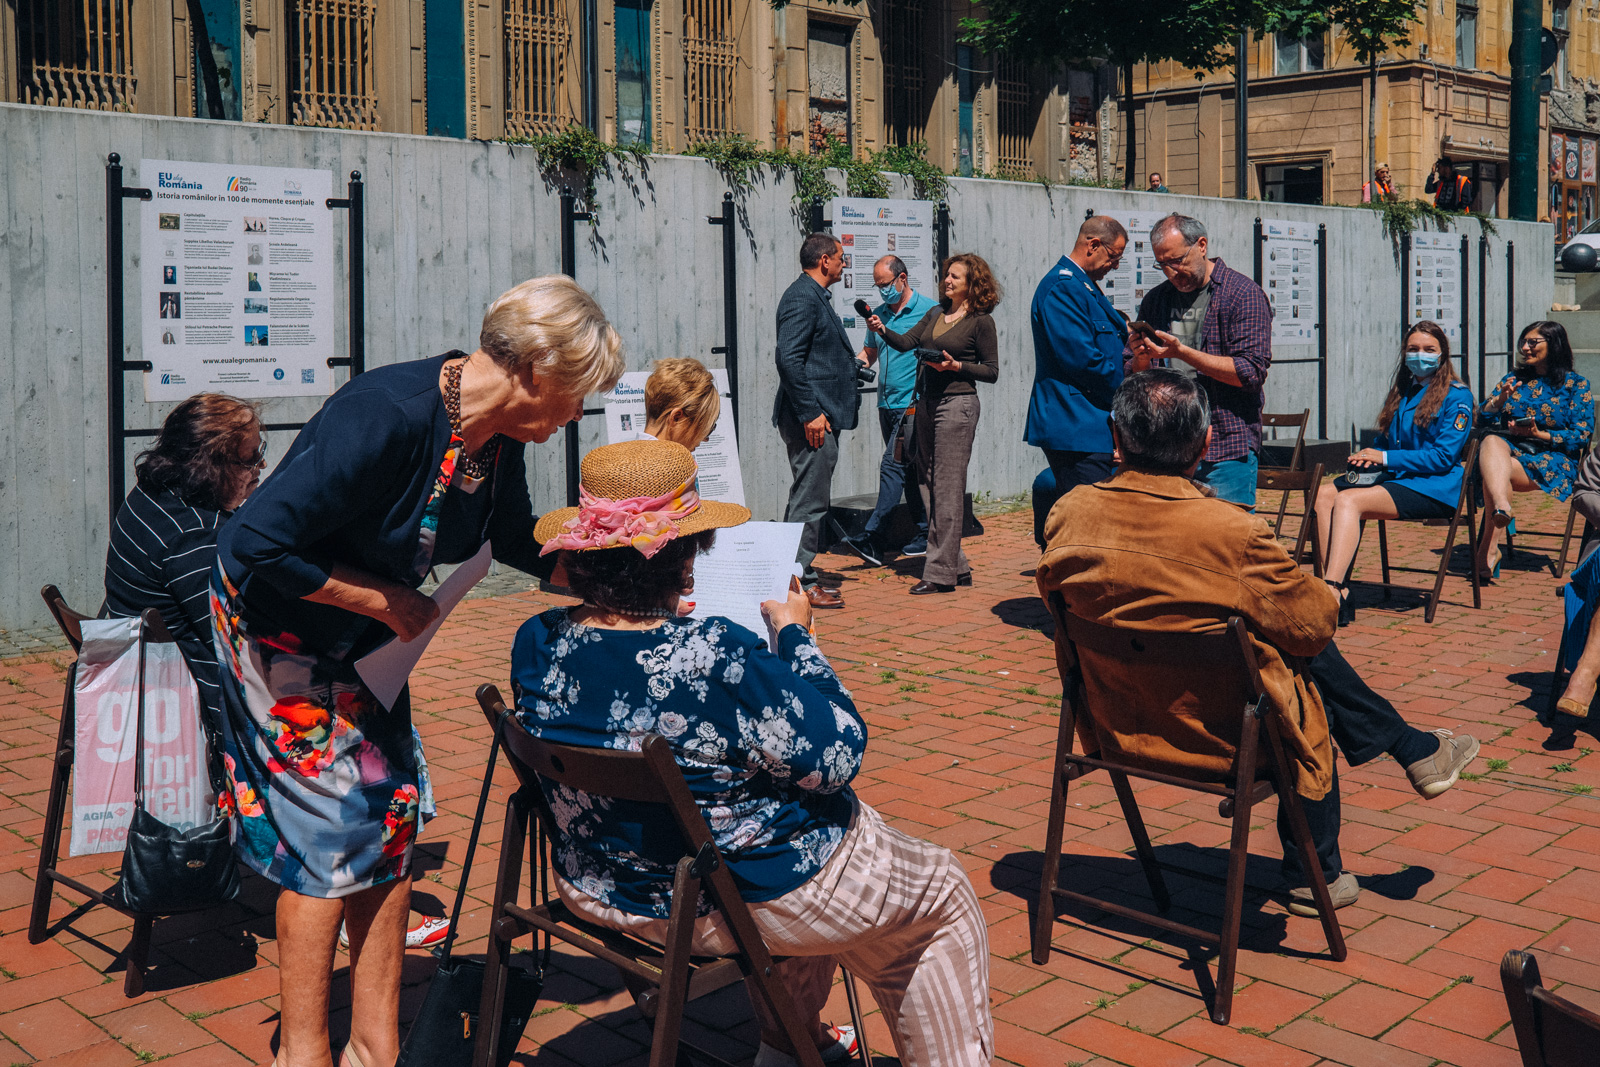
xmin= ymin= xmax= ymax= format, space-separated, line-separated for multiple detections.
xmin=442 ymin=359 xmax=497 ymax=480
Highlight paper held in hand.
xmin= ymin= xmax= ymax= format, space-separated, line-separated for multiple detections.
xmin=355 ymin=541 xmax=493 ymax=710
xmin=687 ymin=522 xmax=805 ymax=642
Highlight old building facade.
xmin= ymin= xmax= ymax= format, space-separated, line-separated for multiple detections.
xmin=0 ymin=1 xmax=1119 ymax=185
xmin=1128 ymin=0 xmax=1596 ymax=240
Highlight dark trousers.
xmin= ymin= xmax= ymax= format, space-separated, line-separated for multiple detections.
xmin=777 ymin=405 xmax=842 ymax=587
xmin=1038 ymin=449 xmax=1115 ymax=548
xmin=864 ymin=407 xmax=927 ymax=537
xmin=1278 ymin=640 xmax=1414 ymax=883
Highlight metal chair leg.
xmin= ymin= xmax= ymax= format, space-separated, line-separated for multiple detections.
xmin=841 ymin=969 xmax=872 ymax=1067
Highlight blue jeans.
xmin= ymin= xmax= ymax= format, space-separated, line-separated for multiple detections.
xmin=1196 ymin=451 xmax=1258 ymax=510
xmin=864 ymin=407 xmax=927 ymax=537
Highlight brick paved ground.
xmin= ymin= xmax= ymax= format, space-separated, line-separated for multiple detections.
xmin=4 ymin=496 xmax=1599 ymax=1066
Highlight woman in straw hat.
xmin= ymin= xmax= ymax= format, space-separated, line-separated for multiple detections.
xmin=515 ymin=439 xmax=993 ymax=1067
xmin=212 ymin=276 xmax=624 ymax=1067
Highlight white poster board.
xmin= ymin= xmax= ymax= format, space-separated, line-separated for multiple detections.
xmin=1409 ymin=232 xmax=1463 ymax=348
xmin=1261 ymin=219 xmax=1318 ymax=344
xmin=140 ymin=159 xmax=337 ymax=401
xmin=602 ymin=369 xmax=745 ymax=506
xmin=1096 ymin=211 xmax=1170 ymax=320
xmin=828 ymin=198 xmax=937 ymax=351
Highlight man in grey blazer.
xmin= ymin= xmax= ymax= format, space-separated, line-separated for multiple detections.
xmin=773 ymin=232 xmax=861 ymax=608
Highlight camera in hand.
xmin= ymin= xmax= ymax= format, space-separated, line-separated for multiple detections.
xmin=854 ymin=360 xmax=876 ymax=384
xmin=918 ymin=346 xmax=947 ymax=364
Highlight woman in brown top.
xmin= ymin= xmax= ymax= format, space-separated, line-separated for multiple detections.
xmin=869 ymin=253 xmax=1001 ymax=593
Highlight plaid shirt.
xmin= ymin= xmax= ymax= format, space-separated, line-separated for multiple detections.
xmin=1130 ymin=258 xmax=1273 ymax=462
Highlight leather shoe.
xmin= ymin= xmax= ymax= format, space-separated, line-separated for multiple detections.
xmin=806 ymin=586 xmax=844 ymax=609
xmin=956 ymin=573 xmax=972 ymax=586
xmin=909 ymin=579 xmax=954 ymax=595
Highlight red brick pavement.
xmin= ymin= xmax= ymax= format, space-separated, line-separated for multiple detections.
xmin=3 ymin=497 xmax=1598 ymax=1066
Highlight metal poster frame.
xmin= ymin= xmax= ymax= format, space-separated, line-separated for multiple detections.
xmin=103 ymin=153 xmax=365 ymax=524
xmin=1251 ymin=217 xmax=1330 ymax=438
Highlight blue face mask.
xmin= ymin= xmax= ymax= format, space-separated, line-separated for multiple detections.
xmin=1404 ymin=350 xmax=1442 ymax=378
xmin=878 ymin=282 xmax=901 ymax=304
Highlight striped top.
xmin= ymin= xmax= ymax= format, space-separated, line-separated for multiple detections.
xmin=103 ymin=483 xmax=228 ymax=721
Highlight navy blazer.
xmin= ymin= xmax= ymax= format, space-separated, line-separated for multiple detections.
xmin=217 ymin=352 xmax=552 ymax=656
xmin=1026 ymin=256 xmax=1128 ymax=453
xmin=771 ymin=274 xmax=861 ymax=431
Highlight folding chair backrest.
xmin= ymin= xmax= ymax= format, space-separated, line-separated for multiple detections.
xmin=1502 ymin=949 xmax=1600 ymax=1067
xmin=1047 ymin=595 xmax=1270 ymax=783
xmin=39 ymin=584 xmax=91 ymax=654
xmin=1262 ymin=409 xmax=1310 ymax=470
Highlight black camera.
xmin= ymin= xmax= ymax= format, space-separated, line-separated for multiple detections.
xmin=854 ymin=361 xmax=877 ymax=385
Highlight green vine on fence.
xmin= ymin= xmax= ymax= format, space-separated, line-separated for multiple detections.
xmin=501 ymin=123 xmax=648 ymax=218
xmin=1361 ymin=196 xmax=1498 ymax=240
xmin=687 ymin=134 xmax=953 ymax=206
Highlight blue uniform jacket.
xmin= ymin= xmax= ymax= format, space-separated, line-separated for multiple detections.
xmin=1026 ymin=256 xmax=1128 ymax=453
xmin=1376 ymin=381 xmax=1476 ymax=507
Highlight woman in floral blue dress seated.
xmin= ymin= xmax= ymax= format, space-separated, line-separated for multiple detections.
xmin=1477 ymin=320 xmax=1595 ymax=577
xmin=510 ymin=440 xmax=992 ymax=1067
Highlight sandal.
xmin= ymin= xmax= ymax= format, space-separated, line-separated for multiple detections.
xmin=1557 ymin=681 xmax=1596 ymax=720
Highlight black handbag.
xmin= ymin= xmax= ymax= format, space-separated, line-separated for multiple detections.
xmin=1332 ymin=467 xmax=1397 ymax=490
xmin=115 ymin=612 xmax=240 ymax=914
xmin=397 ymin=731 xmax=543 ymax=1067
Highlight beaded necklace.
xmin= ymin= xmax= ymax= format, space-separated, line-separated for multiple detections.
xmin=442 ymin=359 xmax=499 ymax=480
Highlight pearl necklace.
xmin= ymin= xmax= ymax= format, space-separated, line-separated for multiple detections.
xmin=579 ymin=602 xmax=676 ymax=620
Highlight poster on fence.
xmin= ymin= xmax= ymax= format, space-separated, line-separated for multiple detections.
xmin=1409 ymin=232 xmax=1462 ymax=347
xmin=828 ymin=198 xmax=938 ymax=353
xmin=1096 ymin=211 xmax=1169 ymax=320
xmin=1261 ymin=219 xmax=1318 ymax=344
xmin=603 ymin=369 xmax=745 ymax=505
xmin=140 ymin=158 xmax=336 ymax=401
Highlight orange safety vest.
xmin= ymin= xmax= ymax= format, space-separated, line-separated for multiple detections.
xmin=1435 ymin=173 xmax=1470 ymax=208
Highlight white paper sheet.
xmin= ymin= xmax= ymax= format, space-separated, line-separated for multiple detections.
xmin=355 ymin=542 xmax=493 ymax=710
xmin=688 ymin=522 xmax=804 ymax=640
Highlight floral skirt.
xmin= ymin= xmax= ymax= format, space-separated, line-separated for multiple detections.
xmin=210 ymin=568 xmax=428 ymax=898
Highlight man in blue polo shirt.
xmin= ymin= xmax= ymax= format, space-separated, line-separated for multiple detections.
xmin=838 ymin=254 xmax=937 ymax=565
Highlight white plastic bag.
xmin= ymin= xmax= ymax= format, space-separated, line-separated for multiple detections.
xmin=70 ymin=617 xmax=209 ymax=856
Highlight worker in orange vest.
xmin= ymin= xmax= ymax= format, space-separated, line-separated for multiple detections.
xmin=1361 ymin=163 xmax=1397 ymax=203
xmin=1426 ymin=157 xmax=1474 ymax=211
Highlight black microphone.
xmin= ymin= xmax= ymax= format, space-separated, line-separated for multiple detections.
xmin=853 ymin=298 xmax=872 ymax=320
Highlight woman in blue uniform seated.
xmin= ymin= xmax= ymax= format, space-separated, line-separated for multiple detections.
xmin=1476 ymin=320 xmax=1595 ymax=578
xmin=1314 ymin=321 xmax=1475 ymax=625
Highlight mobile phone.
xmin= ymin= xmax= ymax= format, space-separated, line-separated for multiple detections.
xmin=1511 ymin=416 xmax=1536 ymax=428
xmin=1127 ymin=320 xmax=1159 ymax=340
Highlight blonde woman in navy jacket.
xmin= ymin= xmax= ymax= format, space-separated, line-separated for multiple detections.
xmin=1314 ymin=321 xmax=1475 ymax=625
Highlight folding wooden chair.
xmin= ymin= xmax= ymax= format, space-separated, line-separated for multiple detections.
xmin=1360 ymin=436 xmax=1484 ymax=624
xmin=1256 ymin=462 xmax=1325 ymax=574
xmin=1259 ymin=410 xmax=1312 ymax=539
xmin=472 ymin=685 xmax=871 ymax=1067
xmin=1507 ymin=481 xmax=1592 ymax=579
xmin=31 ymin=586 xmax=186 ymax=997
xmin=1032 ymin=594 xmax=1346 ymax=1025
xmin=1502 ymin=949 xmax=1600 ymax=1066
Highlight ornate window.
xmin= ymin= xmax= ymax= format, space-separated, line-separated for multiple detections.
xmin=504 ymin=0 xmax=573 ymax=137
xmin=995 ymin=57 xmax=1033 ymax=179
xmin=288 ymin=0 xmax=380 ymax=130
xmin=14 ymin=0 xmax=137 ymax=112
xmin=683 ymin=0 xmax=736 ymax=143
xmin=878 ymin=0 xmax=924 ymax=146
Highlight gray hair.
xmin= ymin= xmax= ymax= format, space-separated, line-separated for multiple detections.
xmin=1111 ymin=369 xmax=1211 ymax=473
xmin=1150 ymin=213 xmax=1207 ymax=248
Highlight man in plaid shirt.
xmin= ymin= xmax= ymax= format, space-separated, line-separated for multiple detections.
xmin=1127 ymin=213 xmax=1273 ymax=508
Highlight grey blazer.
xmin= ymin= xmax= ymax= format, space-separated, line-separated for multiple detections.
xmin=771 ymin=273 xmax=861 ymax=432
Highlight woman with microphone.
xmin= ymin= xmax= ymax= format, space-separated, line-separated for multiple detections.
xmin=868 ymin=254 xmax=1000 ymax=594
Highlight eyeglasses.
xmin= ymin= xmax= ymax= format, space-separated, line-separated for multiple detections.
xmin=1153 ymin=244 xmax=1196 ymax=270
xmin=1519 ymin=337 xmax=1548 ymax=350
xmin=230 ymin=442 xmax=267 ymax=469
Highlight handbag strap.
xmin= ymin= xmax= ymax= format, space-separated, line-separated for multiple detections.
xmin=435 ymin=723 xmax=502 ymax=966
xmin=132 ymin=615 xmax=150 ymax=807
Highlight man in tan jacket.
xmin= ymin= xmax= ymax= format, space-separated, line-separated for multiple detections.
xmin=1038 ymin=369 xmax=1478 ymax=915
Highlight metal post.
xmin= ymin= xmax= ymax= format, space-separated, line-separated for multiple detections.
xmin=560 ymin=192 xmax=592 ymax=507
xmin=1252 ymin=217 xmax=1263 ymax=285
xmin=1235 ymin=31 xmax=1249 ymax=199
xmin=1478 ymin=235 xmax=1489 ymax=402
xmin=707 ymin=192 xmax=740 ymax=435
xmin=1317 ymin=223 xmax=1328 ymax=439
xmin=326 ymin=171 xmax=366 ymax=376
xmin=1459 ymin=234 xmax=1471 ymax=391
xmin=1506 ymin=240 xmax=1517 ymax=374
xmin=936 ymin=202 xmax=950 ymax=265
xmin=1400 ymin=232 xmax=1412 ymax=329
xmin=107 ymin=155 xmax=127 ymax=526
xmin=1509 ymin=0 xmax=1542 ymax=220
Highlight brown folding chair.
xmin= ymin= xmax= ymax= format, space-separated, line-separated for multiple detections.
xmin=1256 ymin=462 xmax=1325 ymax=574
xmin=1032 ymin=594 xmax=1346 ymax=1025
xmin=1502 ymin=949 xmax=1600 ymax=1066
xmin=472 ymin=685 xmax=871 ymax=1067
xmin=1360 ymin=435 xmax=1484 ymax=624
xmin=1259 ymin=410 xmax=1312 ymax=540
xmin=31 ymin=587 xmax=184 ymax=996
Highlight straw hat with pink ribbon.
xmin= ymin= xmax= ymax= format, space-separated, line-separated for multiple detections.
xmin=535 ymin=440 xmax=749 ymax=558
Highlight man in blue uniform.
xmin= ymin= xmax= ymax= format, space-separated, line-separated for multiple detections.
xmin=1027 ymin=215 xmax=1130 ymax=539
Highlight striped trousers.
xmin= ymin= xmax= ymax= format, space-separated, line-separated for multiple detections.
xmin=560 ymin=802 xmax=993 ymax=1066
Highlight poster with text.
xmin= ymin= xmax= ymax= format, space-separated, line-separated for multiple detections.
xmin=141 ymin=159 xmax=336 ymax=401
xmin=828 ymin=197 xmax=937 ymax=352
xmin=1097 ymin=211 xmax=1169 ymax=320
xmin=1261 ymin=218 xmax=1318 ymax=344
xmin=603 ymin=369 xmax=745 ymax=505
xmin=1409 ymin=232 xmax=1463 ymax=348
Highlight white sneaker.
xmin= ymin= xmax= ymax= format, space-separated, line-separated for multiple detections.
xmin=338 ymin=916 xmax=451 ymax=950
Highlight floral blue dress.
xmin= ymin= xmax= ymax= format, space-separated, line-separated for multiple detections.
xmin=509 ymin=609 xmax=866 ymax=917
xmin=1481 ymin=370 xmax=1595 ymax=501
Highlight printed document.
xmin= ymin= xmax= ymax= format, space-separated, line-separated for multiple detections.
xmin=688 ymin=522 xmax=804 ymax=640
xmin=356 ymin=542 xmax=493 ymax=710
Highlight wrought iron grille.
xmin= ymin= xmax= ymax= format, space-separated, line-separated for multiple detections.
xmin=683 ymin=0 xmax=736 ymax=143
xmin=879 ymin=0 xmax=923 ymax=146
xmin=15 ymin=0 xmax=137 ymax=112
xmin=288 ymin=0 xmax=380 ymax=130
xmin=504 ymin=0 xmax=572 ymax=137
xmin=995 ymin=57 xmax=1034 ymax=178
